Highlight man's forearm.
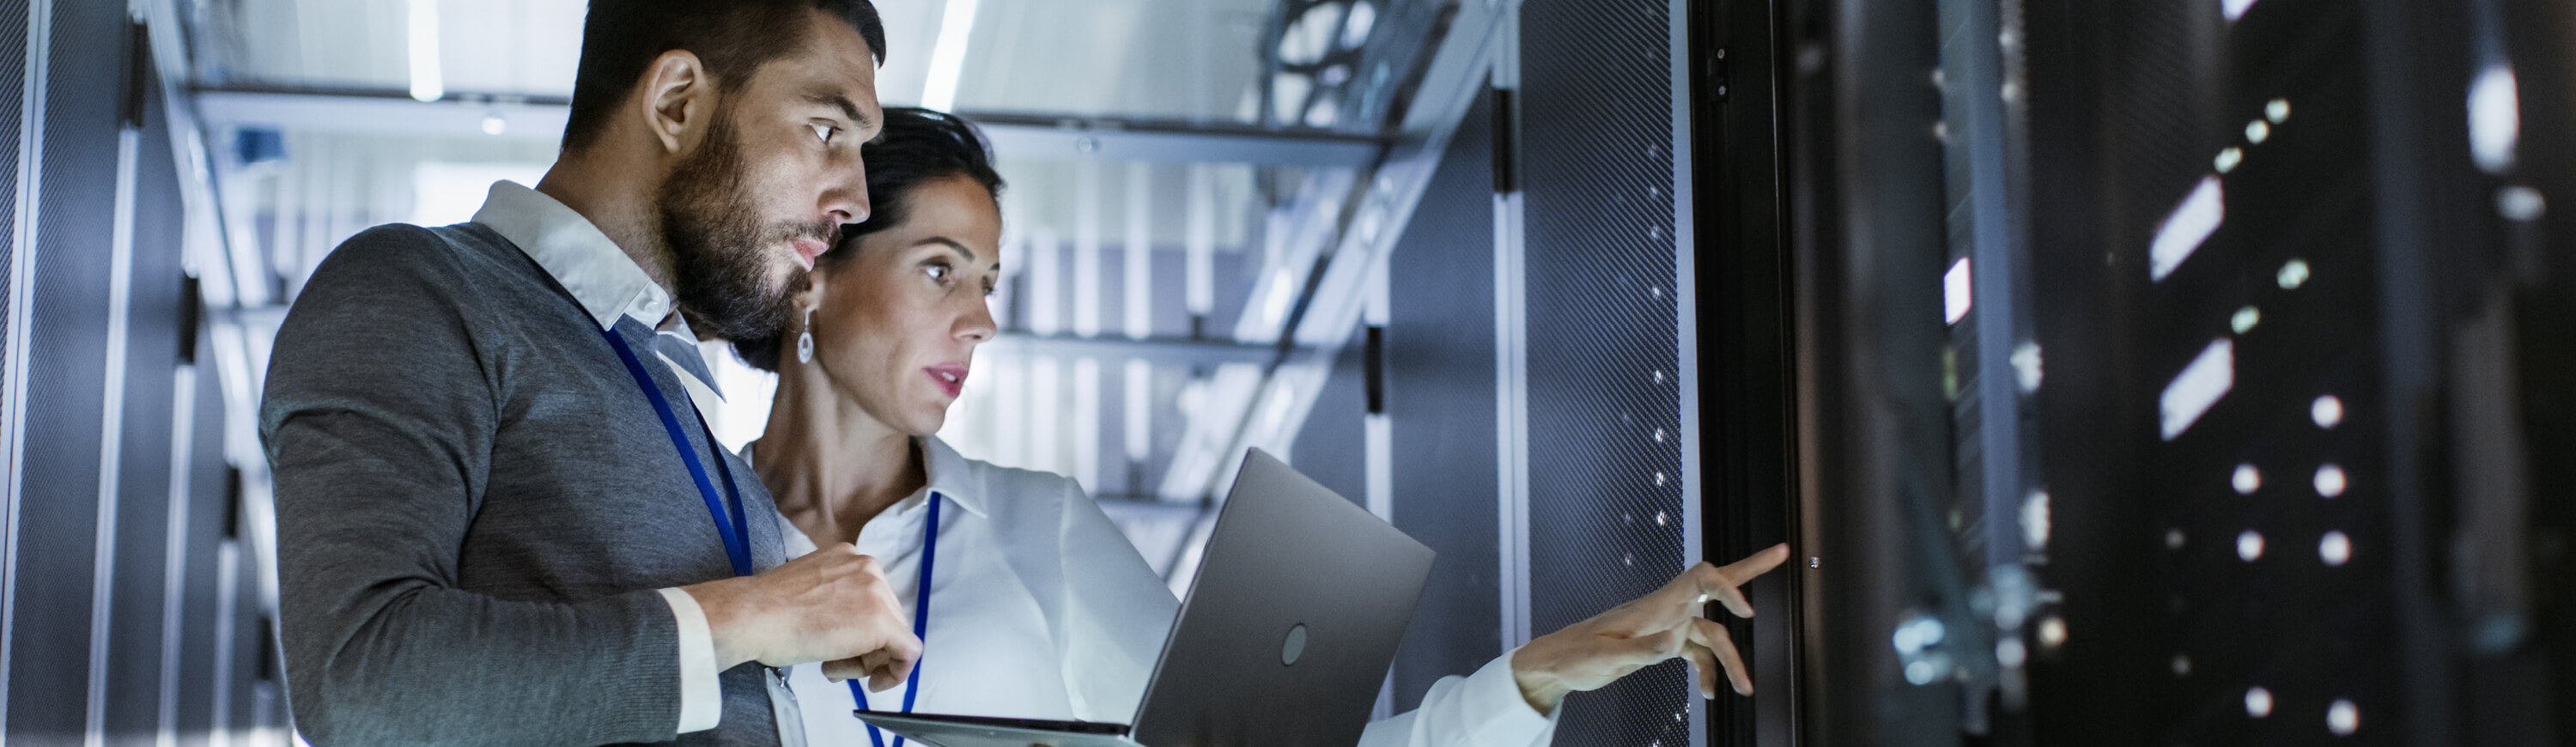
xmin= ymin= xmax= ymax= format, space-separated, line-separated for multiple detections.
xmin=283 ymin=577 xmax=685 ymax=744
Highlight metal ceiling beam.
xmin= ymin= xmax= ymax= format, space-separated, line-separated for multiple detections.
xmin=188 ymin=87 xmax=1383 ymax=167
xmin=981 ymin=333 xmax=1286 ymax=367
xmin=1153 ymin=0 xmax=1518 ymax=502
xmin=237 ymin=302 xmax=1278 ymax=367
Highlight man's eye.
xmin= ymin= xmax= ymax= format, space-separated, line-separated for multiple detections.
xmin=811 ymin=123 xmax=836 ymax=143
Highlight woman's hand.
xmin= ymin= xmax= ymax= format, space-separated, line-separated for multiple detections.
xmin=1508 ymin=543 xmax=1792 ymax=713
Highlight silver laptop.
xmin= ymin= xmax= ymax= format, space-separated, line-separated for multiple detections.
xmin=853 ymin=448 xmax=1437 ymax=747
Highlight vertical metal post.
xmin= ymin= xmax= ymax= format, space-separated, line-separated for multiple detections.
xmin=1490 ymin=9 xmax=1530 ymax=655
xmin=2360 ymin=0 xmax=2458 ymax=740
xmin=82 ymin=117 xmax=140 ymax=747
xmin=1123 ymin=163 xmax=1153 ymax=494
xmin=1667 ymin=0 xmax=1707 ymax=742
xmin=154 ymin=365 xmax=192 ymax=747
xmin=1073 ymin=161 xmax=1103 ymax=489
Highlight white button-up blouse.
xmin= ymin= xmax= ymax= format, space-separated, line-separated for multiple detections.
xmin=769 ymin=437 xmax=1558 ymax=747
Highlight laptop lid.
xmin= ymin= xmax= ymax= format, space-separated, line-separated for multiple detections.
xmin=1126 ymin=448 xmax=1437 ymax=746
xmin=856 ymin=448 xmax=1433 ymax=746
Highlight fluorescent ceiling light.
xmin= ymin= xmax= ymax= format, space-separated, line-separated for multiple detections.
xmin=407 ymin=0 xmax=444 ymax=102
xmin=919 ymin=0 xmax=981 ymax=112
xmin=2149 ymin=176 xmax=2223 ymax=282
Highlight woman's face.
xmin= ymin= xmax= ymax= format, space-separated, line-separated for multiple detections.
xmin=804 ymin=173 xmax=1003 ymax=436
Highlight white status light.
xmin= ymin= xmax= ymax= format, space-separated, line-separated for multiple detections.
xmin=2316 ymin=465 xmax=2348 ymax=498
xmin=2469 ymin=65 xmax=2521 ymax=174
xmin=2245 ymin=686 xmax=2275 ymax=718
xmin=2278 ymin=258 xmax=2312 ymax=289
xmin=2150 ymin=177 xmax=2225 ymax=282
xmin=2233 ymin=464 xmax=2262 ymax=495
xmin=2328 ymin=699 xmax=2360 ymax=735
xmin=2237 ymin=530 xmax=2265 ymax=562
xmin=2160 ymin=339 xmax=2234 ymax=440
xmin=2312 ymin=395 xmax=2344 ymax=428
xmin=1944 ymin=257 xmax=1973 ymax=325
xmin=2320 ymin=531 xmax=2353 ymax=567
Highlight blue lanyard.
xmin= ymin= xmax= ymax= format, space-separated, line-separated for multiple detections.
xmin=599 ymin=327 xmax=754 ymax=577
xmin=853 ymin=490 xmax=942 ymax=747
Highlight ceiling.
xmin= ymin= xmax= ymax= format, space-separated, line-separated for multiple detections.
xmin=185 ymin=0 xmax=1459 ymax=577
xmin=197 ymin=0 xmax=1279 ymax=123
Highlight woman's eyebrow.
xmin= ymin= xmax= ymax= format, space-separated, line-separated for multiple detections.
xmin=916 ymin=237 xmax=976 ymax=263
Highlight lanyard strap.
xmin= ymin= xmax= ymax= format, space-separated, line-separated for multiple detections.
xmin=600 ymin=327 xmax=754 ymax=577
xmin=854 ymin=491 xmax=943 ymax=747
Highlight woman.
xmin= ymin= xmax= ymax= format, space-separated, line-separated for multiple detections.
xmin=734 ymin=107 xmax=1789 ymax=746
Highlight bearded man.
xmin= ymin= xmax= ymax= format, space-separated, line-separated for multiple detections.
xmin=258 ymin=2 xmax=919 ymax=744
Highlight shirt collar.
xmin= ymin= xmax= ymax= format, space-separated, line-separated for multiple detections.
xmin=471 ymin=180 xmax=673 ymax=331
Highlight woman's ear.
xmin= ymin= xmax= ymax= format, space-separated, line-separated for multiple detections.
xmin=793 ymin=265 xmax=827 ymax=318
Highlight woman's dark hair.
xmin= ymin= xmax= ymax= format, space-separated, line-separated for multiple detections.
xmin=733 ymin=107 xmax=1005 ymax=372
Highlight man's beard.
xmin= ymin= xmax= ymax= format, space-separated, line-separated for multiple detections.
xmin=654 ymin=110 xmax=832 ymax=343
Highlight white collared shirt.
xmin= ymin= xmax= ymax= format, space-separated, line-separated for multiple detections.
xmin=769 ymin=437 xmax=1558 ymax=747
xmin=469 ymin=179 xmax=737 ymax=735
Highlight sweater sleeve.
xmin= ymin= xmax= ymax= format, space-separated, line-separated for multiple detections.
xmin=259 ymin=225 xmax=683 ymax=745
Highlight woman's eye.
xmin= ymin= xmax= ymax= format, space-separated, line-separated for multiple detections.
xmin=926 ymin=264 xmax=951 ymax=282
xmin=811 ymin=123 xmax=836 ymax=143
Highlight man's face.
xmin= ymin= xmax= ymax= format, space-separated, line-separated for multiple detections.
xmin=657 ymin=9 xmax=883 ymax=342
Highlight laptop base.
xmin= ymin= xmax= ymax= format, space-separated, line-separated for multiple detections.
xmin=852 ymin=711 xmax=1141 ymax=747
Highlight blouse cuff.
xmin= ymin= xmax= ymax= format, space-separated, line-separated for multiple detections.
xmin=1465 ymin=647 xmax=1559 ymax=741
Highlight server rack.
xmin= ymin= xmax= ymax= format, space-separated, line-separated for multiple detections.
xmin=1697 ymin=0 xmax=2576 ymax=743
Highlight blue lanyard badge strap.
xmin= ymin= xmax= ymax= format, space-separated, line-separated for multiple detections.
xmin=599 ymin=327 xmax=754 ymax=577
xmin=853 ymin=491 xmax=943 ymax=747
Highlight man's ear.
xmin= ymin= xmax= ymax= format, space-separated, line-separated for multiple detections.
xmin=640 ymin=50 xmax=715 ymax=155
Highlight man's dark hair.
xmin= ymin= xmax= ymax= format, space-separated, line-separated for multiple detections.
xmin=562 ymin=0 xmax=886 ymax=154
xmin=735 ymin=107 xmax=1005 ymax=372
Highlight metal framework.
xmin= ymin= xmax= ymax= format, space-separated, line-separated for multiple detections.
xmin=188 ymin=87 xmax=1385 ymax=168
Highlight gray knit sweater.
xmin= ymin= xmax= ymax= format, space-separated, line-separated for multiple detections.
xmin=260 ymin=222 xmax=788 ymax=745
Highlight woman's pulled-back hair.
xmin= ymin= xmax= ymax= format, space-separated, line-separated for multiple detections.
xmin=732 ymin=107 xmax=1005 ymax=372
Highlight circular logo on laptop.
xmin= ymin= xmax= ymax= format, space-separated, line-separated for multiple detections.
xmin=1282 ymin=623 xmax=1309 ymax=666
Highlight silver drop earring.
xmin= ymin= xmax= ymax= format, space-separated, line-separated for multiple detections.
xmin=795 ymin=307 xmax=815 ymax=363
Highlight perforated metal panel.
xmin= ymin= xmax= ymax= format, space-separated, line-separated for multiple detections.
xmin=0 ymin=0 xmax=25 ymax=376
xmin=6 ymin=0 xmax=130 ymax=735
xmin=1382 ymin=85 xmax=1501 ymax=714
xmin=1518 ymin=0 xmax=1690 ymax=743
xmin=0 ymin=5 xmax=28 ymax=678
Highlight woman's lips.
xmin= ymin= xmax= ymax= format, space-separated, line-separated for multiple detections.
xmin=925 ymin=365 xmax=969 ymax=398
